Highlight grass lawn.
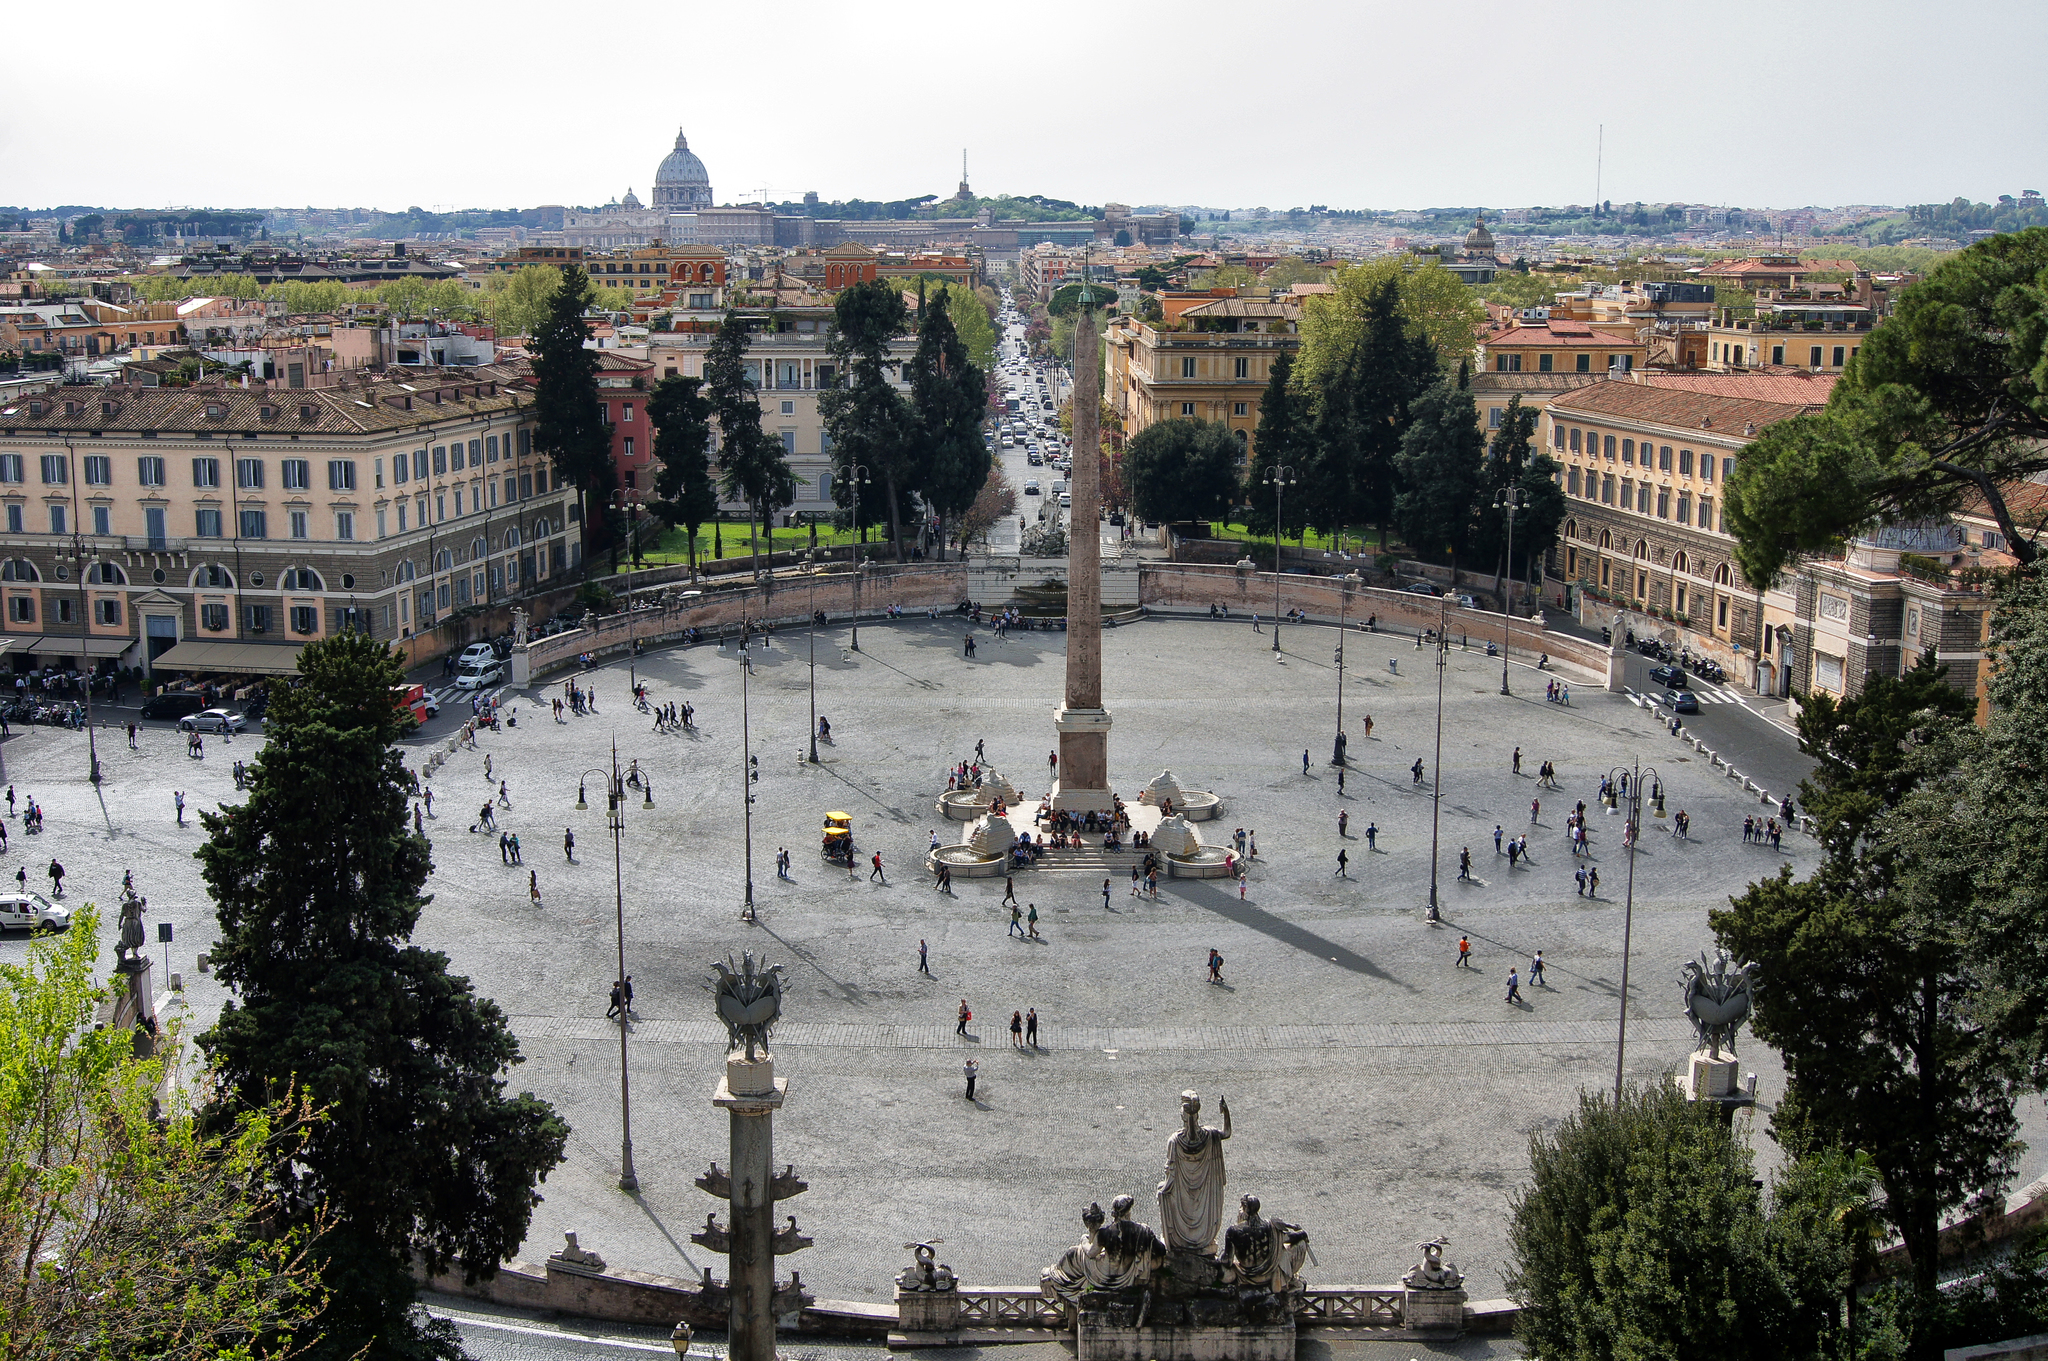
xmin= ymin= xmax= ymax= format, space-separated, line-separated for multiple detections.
xmin=615 ymin=519 xmax=888 ymax=573
xmin=1198 ymin=520 xmax=1405 ymax=560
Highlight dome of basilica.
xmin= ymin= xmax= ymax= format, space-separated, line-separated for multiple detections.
xmin=1463 ymin=214 xmax=1496 ymax=257
xmin=653 ymin=130 xmax=713 ymax=210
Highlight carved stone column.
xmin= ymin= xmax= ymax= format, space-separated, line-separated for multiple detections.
xmin=1053 ymin=289 xmax=1111 ymax=812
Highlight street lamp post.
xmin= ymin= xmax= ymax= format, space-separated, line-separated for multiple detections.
xmin=1265 ymin=465 xmax=1297 ymax=652
xmin=1494 ymin=487 xmax=1526 ymax=696
xmin=847 ymin=465 xmax=871 ymax=652
xmin=740 ymin=638 xmax=759 ymax=920
xmin=1425 ymin=595 xmax=1451 ymax=921
xmin=1604 ymin=759 xmax=1665 ymax=1103
xmin=574 ymin=746 xmax=638 ymax=1192
xmin=1333 ymin=571 xmax=1360 ymax=766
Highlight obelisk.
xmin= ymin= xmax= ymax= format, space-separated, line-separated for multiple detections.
xmin=1051 ymin=285 xmax=1112 ymax=812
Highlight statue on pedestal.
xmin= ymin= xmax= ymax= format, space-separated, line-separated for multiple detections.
xmin=1215 ymin=1195 xmax=1311 ymax=1297
xmin=1040 ymin=1197 xmax=1166 ymax=1324
xmin=710 ymin=952 xmax=785 ymax=1061
xmin=1402 ymin=1237 xmax=1463 ymax=1291
xmin=115 ymin=891 xmax=148 ymax=973
xmin=1156 ymin=1091 xmax=1231 ymax=1253
xmin=1681 ymin=949 xmax=1755 ymax=1057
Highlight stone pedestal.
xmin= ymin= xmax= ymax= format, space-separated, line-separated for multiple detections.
xmin=894 ymin=1284 xmax=962 ymax=1336
xmin=1051 ymin=705 xmax=1114 ymax=811
xmin=1402 ymin=1287 xmax=1466 ymax=1335
xmin=713 ymin=1055 xmax=788 ymax=1361
xmin=1076 ymin=1318 xmax=1294 ymax=1361
xmin=1675 ymin=1048 xmax=1755 ymax=1122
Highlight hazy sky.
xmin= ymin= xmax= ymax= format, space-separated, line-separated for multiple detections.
xmin=8 ymin=0 xmax=2044 ymax=214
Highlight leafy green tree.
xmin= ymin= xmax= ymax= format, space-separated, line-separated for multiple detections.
xmin=1125 ymin=419 xmax=1240 ymax=525
xmin=2 ymin=908 xmax=330 ymax=1360
xmin=908 ymin=288 xmax=989 ymax=561
xmin=819 ymin=282 xmax=916 ymax=561
xmin=1302 ymin=277 xmax=1440 ymax=546
xmin=704 ymin=312 xmax=794 ymax=580
xmin=645 ymin=374 xmax=719 ymax=579
xmin=1713 ymin=648 xmax=2022 ymax=1322
xmin=199 ymin=633 xmax=569 ymax=1361
xmin=882 ymin=279 xmax=996 ymax=369
xmin=528 ymin=264 xmax=612 ymax=573
xmin=1508 ymin=1083 xmax=1854 ymax=1361
xmin=1392 ymin=374 xmax=1488 ymax=566
xmin=1472 ymin=397 xmax=1563 ymax=597
xmin=265 ymin=279 xmax=359 ymax=315
xmin=1726 ymin=228 xmax=2048 ymax=581
xmin=1296 ymin=256 xmax=1486 ymax=382
xmin=1245 ymin=351 xmax=1309 ymax=538
xmin=481 ymin=265 xmax=563 ymax=338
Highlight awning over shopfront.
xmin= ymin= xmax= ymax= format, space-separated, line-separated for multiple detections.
xmin=3 ymin=634 xmax=134 ymax=659
xmin=151 ymin=639 xmax=309 ymax=676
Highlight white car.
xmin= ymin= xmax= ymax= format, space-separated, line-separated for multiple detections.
xmin=1060 ymin=493 xmax=1073 ymax=508
xmin=178 ymin=708 xmax=247 ymax=733
xmin=0 ymin=892 xmax=69 ymax=933
xmin=458 ymin=642 xmax=497 ymax=667
xmin=454 ymin=658 xmax=504 ymax=690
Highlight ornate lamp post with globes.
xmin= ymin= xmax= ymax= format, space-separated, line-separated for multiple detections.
xmin=575 ymin=743 xmax=640 ymax=1192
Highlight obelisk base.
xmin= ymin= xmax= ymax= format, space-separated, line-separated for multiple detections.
xmin=1051 ymin=705 xmax=1113 ymax=812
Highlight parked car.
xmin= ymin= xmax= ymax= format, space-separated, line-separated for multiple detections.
xmin=140 ymin=692 xmax=209 ymax=722
xmin=0 ymin=892 xmax=69 ymax=933
xmin=1404 ymin=581 xmax=1436 ymax=596
xmin=1649 ymin=664 xmax=1690 ymax=689
xmin=178 ymin=708 xmax=247 ymax=734
xmin=1447 ymin=592 xmax=1476 ymax=608
xmin=1665 ymin=689 xmax=1701 ymax=714
xmin=453 ymin=659 xmax=504 ymax=691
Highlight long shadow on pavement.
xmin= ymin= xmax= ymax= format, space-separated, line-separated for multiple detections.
xmin=1166 ymin=880 xmax=1410 ymax=989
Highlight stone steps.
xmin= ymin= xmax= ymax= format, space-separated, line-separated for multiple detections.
xmin=1029 ymin=849 xmax=1154 ymax=875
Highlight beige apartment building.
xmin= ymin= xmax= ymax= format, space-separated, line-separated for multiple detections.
xmin=0 ymin=369 xmax=578 ymax=674
xmin=1102 ymin=297 xmax=1300 ymax=460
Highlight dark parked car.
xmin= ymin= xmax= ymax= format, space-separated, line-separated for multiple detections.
xmin=1649 ymin=664 xmax=1690 ymax=689
xmin=1665 ymin=689 xmax=1701 ymax=714
xmin=140 ymin=692 xmax=208 ymax=721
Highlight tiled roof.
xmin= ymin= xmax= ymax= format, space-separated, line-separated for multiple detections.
xmin=0 ymin=367 xmax=527 ymax=437
xmin=1631 ymin=370 xmax=1841 ymax=403
xmin=1178 ymin=298 xmax=1300 ymax=319
xmin=1470 ymin=372 xmax=1607 ymax=395
xmin=1482 ymin=322 xmax=1637 ymax=348
xmin=1545 ymin=378 xmax=1820 ymax=435
xmin=1959 ymin=481 xmax=2048 ymax=527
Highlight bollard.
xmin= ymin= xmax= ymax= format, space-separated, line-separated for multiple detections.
xmin=197 ymin=953 xmax=210 ymax=974
xmin=170 ymin=973 xmax=183 ymax=992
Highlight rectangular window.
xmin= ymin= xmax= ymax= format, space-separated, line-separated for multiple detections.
xmin=327 ymin=460 xmax=355 ymax=491
xmin=144 ymin=506 xmax=165 ymax=546
xmin=376 ymin=509 xmax=387 ymax=538
xmin=1569 ymin=429 xmax=1581 ymax=453
xmin=1659 ymin=445 xmax=1673 ymax=472
xmin=535 ymin=467 xmax=548 ymax=493
xmin=1677 ymin=492 xmax=1692 ymax=524
xmin=0 ymin=455 xmax=20 ymax=483
xmin=239 ymin=509 xmax=267 ymax=538
xmin=486 ymin=435 xmax=499 ymax=462
xmin=83 ymin=456 xmax=110 ymax=485
xmin=245 ymin=603 xmax=271 ymax=633
xmin=622 ymin=403 xmax=635 ymax=423
xmin=1181 ymin=357 xmax=1196 ymax=378
xmin=1656 ymin=489 xmax=1670 ymax=519
xmin=336 ymin=512 xmax=355 ymax=541
xmin=236 ymin=457 xmax=263 ymax=489
xmin=291 ymin=606 xmax=318 ymax=635
xmin=515 ymin=474 xmax=527 ymax=500
xmin=92 ymin=506 xmax=110 ymax=535
xmin=1576 ymin=353 xmax=1591 ymax=372
xmin=397 ymin=503 xmax=407 ymax=531
xmin=96 ymin=598 xmax=121 ymax=626
xmin=1701 ymin=455 xmax=1716 ymax=484
xmin=1700 ymin=497 xmax=1714 ymax=530
xmin=1496 ymin=355 xmax=1508 ymax=372
xmin=1234 ymin=402 xmax=1248 ymax=417
xmin=1621 ymin=478 xmax=1633 ymax=508
xmin=8 ymin=596 xmax=31 ymax=623
xmin=1833 ymin=346 xmax=1846 ymax=368
xmin=1602 ymin=474 xmax=1615 ymax=505
xmin=1553 ymin=424 xmax=1565 ymax=450
xmin=1234 ymin=358 xmax=1248 ymax=379
xmin=201 ymin=603 xmax=229 ymax=631
xmin=778 ymin=432 xmax=793 ymax=455
xmin=413 ymin=449 xmax=428 ymax=480
xmin=391 ymin=453 xmax=408 ymax=486
xmin=1538 ymin=353 xmax=1554 ymax=373
xmin=1679 ymin=449 xmax=1694 ymax=477
xmin=624 ymin=437 xmax=636 ymax=459
xmin=195 ymin=508 xmax=221 ymax=537
xmin=40 ymin=454 xmax=67 ymax=485
xmin=1810 ymin=346 xmax=1824 ymax=368
xmin=1507 ymin=353 xmax=1522 ymax=372
xmin=192 ymin=457 xmax=220 ymax=488
xmin=1181 ymin=403 xmax=1196 ymax=416
xmin=1636 ymin=570 xmax=1648 ymax=599
xmin=435 ymin=494 xmax=445 ymax=521
xmin=1637 ymin=484 xmax=1651 ymax=514
xmin=282 ymin=458 xmax=310 ymax=490
xmin=469 ymin=439 xmax=482 ymax=467
xmin=53 ymin=600 xmax=71 ymax=626
xmin=1604 ymin=435 xmax=1616 ymax=459
xmin=290 ymin=510 xmax=308 ymax=540
xmin=1567 ymin=467 xmax=1581 ymax=496
xmin=432 ymin=446 xmax=447 ymax=475
xmin=518 ymin=428 xmax=531 ymax=457
xmin=597 ymin=404 xmax=609 ymax=425
xmin=1772 ymin=345 xmax=1785 ymax=366
xmin=48 ymin=505 xmax=65 ymax=535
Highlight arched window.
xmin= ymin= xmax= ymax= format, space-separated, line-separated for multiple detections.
xmin=87 ymin=562 xmax=127 ymax=585
xmin=505 ymin=526 xmax=522 ymax=548
xmin=534 ymin=518 xmax=551 ymax=540
xmin=1598 ymin=529 xmax=1612 ymax=550
xmin=189 ymin=563 xmax=232 ymax=589
xmin=1672 ymin=551 xmax=1688 ymax=575
xmin=434 ymin=549 xmax=453 ymax=573
xmin=281 ymin=566 xmax=324 ymax=592
xmin=396 ymin=560 xmax=417 ymax=584
xmin=472 ymin=537 xmax=487 ymax=560
xmin=1634 ymin=539 xmax=1650 ymax=560
xmin=1564 ymin=519 xmax=1578 ymax=541
xmin=1715 ymin=563 xmax=1732 ymax=586
xmin=0 ymin=559 xmax=39 ymax=582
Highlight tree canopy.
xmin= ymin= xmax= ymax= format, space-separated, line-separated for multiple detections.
xmin=1392 ymin=374 xmax=1488 ymax=564
xmin=1296 ymin=256 xmax=1486 ymax=384
xmin=1726 ymin=227 xmax=2048 ymax=582
xmin=528 ymin=263 xmax=612 ymax=566
xmin=645 ymin=373 xmax=719 ymax=576
xmin=820 ymin=282 xmax=916 ymax=558
xmin=1125 ymin=418 xmax=1241 ymax=524
xmin=198 ymin=632 xmax=568 ymax=1361
xmin=907 ymin=287 xmax=989 ymax=560
xmin=705 ymin=312 xmax=795 ymax=579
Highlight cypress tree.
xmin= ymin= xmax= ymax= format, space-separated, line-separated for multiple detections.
xmin=198 ymin=632 xmax=568 ymax=1361
xmin=820 ymin=281 xmax=916 ymax=561
xmin=1246 ymin=350 xmax=1307 ymax=538
xmin=646 ymin=373 xmax=718 ymax=579
xmin=529 ymin=264 xmax=613 ymax=573
xmin=704 ymin=311 xmax=794 ymax=580
xmin=909 ymin=287 xmax=989 ymax=561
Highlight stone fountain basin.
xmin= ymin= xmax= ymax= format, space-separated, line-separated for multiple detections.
xmin=937 ymin=790 xmax=990 ymax=820
xmin=927 ymin=846 xmax=1009 ymax=877
xmin=1166 ymin=846 xmax=1235 ymax=879
xmin=1166 ymin=791 xmax=1222 ymax=822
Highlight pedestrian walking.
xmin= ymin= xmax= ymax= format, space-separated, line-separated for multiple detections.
xmin=607 ymin=981 xmax=624 ymax=1019
xmin=1335 ymin=847 xmax=1349 ymax=877
xmin=484 ymin=754 xmax=493 ymax=782
xmin=47 ymin=859 xmax=64 ymax=896
xmin=1026 ymin=1008 xmax=1038 ymax=1047
xmin=174 ymin=790 xmax=186 ymax=826
xmin=1365 ymin=821 xmax=1378 ymax=851
xmin=1010 ymin=1010 xmax=1023 ymax=1048
xmin=1049 ymin=750 xmax=1057 ymax=779
xmin=564 ymin=827 xmax=576 ymax=861
xmin=510 ymin=833 xmax=522 ymax=864
xmin=1494 ymin=824 xmax=1504 ymax=855
xmin=1505 ymin=968 xmax=1522 ymax=1004
xmin=499 ymin=832 xmax=512 ymax=864
xmin=1587 ymin=866 xmax=1600 ymax=897
xmin=1249 ymin=830 xmax=1258 ymax=859
xmin=1411 ymin=758 xmax=1425 ymax=785
xmin=1457 ymin=936 xmax=1472 ymax=968
xmin=1338 ymin=809 xmax=1349 ymax=837
xmin=919 ymin=939 xmax=932 ymax=975
xmin=127 ymin=722 xmax=138 ymax=749
xmin=1507 ymin=839 xmax=1520 ymax=869
xmin=1530 ymin=797 xmax=1540 ymax=824
xmin=1207 ymin=948 xmax=1223 ymax=983
xmin=1458 ymin=846 xmax=1472 ymax=879
xmin=1130 ymin=864 xmax=1142 ymax=896
xmin=870 ymin=850 xmax=886 ymax=883
xmin=1337 ymin=767 xmax=1346 ymax=795
xmin=1302 ymin=749 xmax=1310 ymax=776
xmin=1027 ymin=903 xmax=1040 ymax=938
xmin=1530 ymin=951 xmax=1546 ymax=987
xmin=1575 ymin=865 xmax=1587 ymax=896
xmin=957 ymin=999 xmax=971 ymax=1036
xmin=1102 ymin=878 xmax=1111 ymax=910
xmin=424 ymin=786 xmax=434 ymax=818
xmin=529 ymin=871 xmax=542 ymax=909
xmin=1009 ymin=903 xmax=1025 ymax=937
xmin=498 ymin=780 xmax=512 ymax=808
xmin=13 ymin=866 xmax=22 ymax=894
xmin=1238 ymin=871 xmax=1248 ymax=900
xmin=1513 ymin=746 xmax=1522 ymax=775
xmin=964 ymin=1058 xmax=979 ymax=1100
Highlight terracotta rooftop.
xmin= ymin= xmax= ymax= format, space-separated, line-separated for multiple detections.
xmin=1630 ymin=369 xmax=1841 ymax=403
xmin=1482 ymin=321 xmax=1638 ymax=348
xmin=1546 ymin=378 xmax=1822 ymax=435
xmin=0 ymin=367 xmax=527 ymax=437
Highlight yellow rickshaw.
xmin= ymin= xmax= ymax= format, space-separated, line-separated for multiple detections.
xmin=821 ymin=811 xmax=854 ymax=866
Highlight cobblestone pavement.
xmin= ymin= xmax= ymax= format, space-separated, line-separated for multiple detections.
xmin=6 ymin=616 xmax=2039 ymax=1314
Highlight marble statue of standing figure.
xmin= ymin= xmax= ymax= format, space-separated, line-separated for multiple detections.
xmin=1156 ymin=1090 xmax=1231 ymax=1253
